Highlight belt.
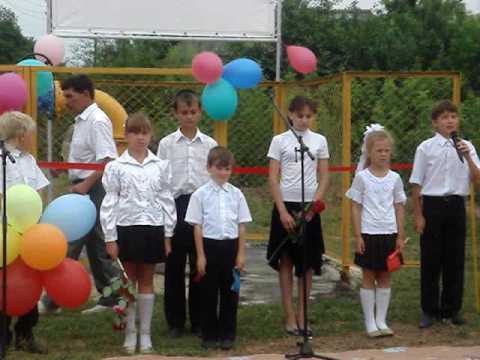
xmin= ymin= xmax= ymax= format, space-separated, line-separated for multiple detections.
xmin=422 ymin=195 xmax=464 ymax=202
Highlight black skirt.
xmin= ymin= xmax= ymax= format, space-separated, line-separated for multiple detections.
xmin=267 ymin=202 xmax=325 ymax=277
xmin=117 ymin=225 xmax=165 ymax=264
xmin=354 ymin=233 xmax=397 ymax=271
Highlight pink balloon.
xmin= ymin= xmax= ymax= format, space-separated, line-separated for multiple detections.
xmin=287 ymin=45 xmax=317 ymax=74
xmin=34 ymin=34 xmax=65 ymax=66
xmin=0 ymin=73 xmax=28 ymax=111
xmin=41 ymin=258 xmax=92 ymax=308
xmin=192 ymin=52 xmax=223 ymax=84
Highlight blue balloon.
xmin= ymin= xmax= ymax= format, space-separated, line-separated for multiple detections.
xmin=17 ymin=59 xmax=53 ymax=97
xmin=222 ymin=58 xmax=262 ymax=89
xmin=40 ymin=194 xmax=97 ymax=242
xmin=201 ymin=79 xmax=238 ymax=121
xmin=38 ymin=88 xmax=54 ymax=115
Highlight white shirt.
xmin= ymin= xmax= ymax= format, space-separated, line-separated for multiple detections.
xmin=100 ymin=150 xmax=177 ymax=242
xmin=0 ymin=147 xmax=49 ymax=192
xmin=157 ymin=128 xmax=217 ymax=198
xmin=346 ymin=169 xmax=406 ymax=234
xmin=68 ymin=103 xmax=118 ymax=180
xmin=185 ymin=180 xmax=252 ymax=240
xmin=409 ymin=133 xmax=480 ymax=196
xmin=267 ymin=129 xmax=329 ymax=202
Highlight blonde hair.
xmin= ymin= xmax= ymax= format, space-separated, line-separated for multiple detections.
xmin=364 ymin=130 xmax=394 ymax=168
xmin=124 ymin=112 xmax=152 ymax=134
xmin=0 ymin=111 xmax=36 ymax=141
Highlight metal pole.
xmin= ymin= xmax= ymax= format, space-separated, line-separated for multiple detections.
xmin=275 ymin=0 xmax=283 ymax=82
xmin=46 ymin=0 xmax=53 ymax=33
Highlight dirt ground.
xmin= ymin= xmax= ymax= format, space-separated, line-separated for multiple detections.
xmin=105 ymin=323 xmax=480 ymax=360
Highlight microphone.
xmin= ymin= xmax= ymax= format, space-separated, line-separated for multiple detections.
xmin=450 ymin=131 xmax=464 ymax=163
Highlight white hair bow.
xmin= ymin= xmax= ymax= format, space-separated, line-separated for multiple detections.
xmin=356 ymin=123 xmax=385 ymax=174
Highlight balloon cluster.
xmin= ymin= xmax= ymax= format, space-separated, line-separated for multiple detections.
xmin=191 ymin=52 xmax=263 ymax=121
xmin=0 ymin=187 xmax=96 ymax=316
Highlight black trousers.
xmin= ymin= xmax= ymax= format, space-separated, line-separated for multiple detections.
xmin=0 ymin=306 xmax=39 ymax=344
xmin=164 ymin=194 xmax=201 ymax=331
xmin=420 ymin=195 xmax=466 ymax=318
xmin=200 ymin=238 xmax=238 ymax=342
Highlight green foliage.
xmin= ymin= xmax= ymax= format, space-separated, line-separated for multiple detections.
xmin=0 ymin=6 xmax=34 ymax=64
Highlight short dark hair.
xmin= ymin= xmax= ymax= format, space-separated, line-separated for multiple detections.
xmin=288 ymin=96 xmax=317 ymax=114
xmin=172 ymin=89 xmax=201 ymax=111
xmin=61 ymin=74 xmax=95 ymax=99
xmin=431 ymin=100 xmax=458 ymax=120
xmin=207 ymin=146 xmax=235 ymax=167
xmin=125 ymin=112 xmax=152 ymax=134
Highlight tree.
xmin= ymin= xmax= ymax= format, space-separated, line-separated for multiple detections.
xmin=0 ymin=6 xmax=34 ymax=64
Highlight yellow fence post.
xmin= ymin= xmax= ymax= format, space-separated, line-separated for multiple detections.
xmin=213 ymin=122 xmax=228 ymax=147
xmin=272 ymin=83 xmax=287 ymax=135
xmin=21 ymin=67 xmax=38 ymax=157
xmin=341 ymin=72 xmax=352 ymax=281
xmin=469 ymin=184 xmax=480 ymax=312
xmin=452 ymin=73 xmax=461 ymax=106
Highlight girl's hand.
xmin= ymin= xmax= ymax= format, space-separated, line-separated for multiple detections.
xmin=355 ymin=237 xmax=365 ymax=254
xmin=396 ymin=236 xmax=405 ymax=250
xmin=414 ymin=214 xmax=425 ymax=234
xmin=106 ymin=242 xmax=119 ymax=260
xmin=235 ymin=254 xmax=245 ymax=271
xmin=197 ymin=255 xmax=207 ymax=277
xmin=164 ymin=238 xmax=172 ymax=257
xmin=280 ymin=211 xmax=296 ymax=232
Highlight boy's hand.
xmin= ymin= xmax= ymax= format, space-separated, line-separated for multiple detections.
xmin=106 ymin=242 xmax=118 ymax=260
xmin=355 ymin=237 xmax=365 ymax=254
xmin=164 ymin=238 xmax=172 ymax=257
xmin=280 ymin=211 xmax=296 ymax=232
xmin=71 ymin=181 xmax=89 ymax=195
xmin=197 ymin=255 xmax=207 ymax=277
xmin=457 ymin=140 xmax=471 ymax=158
xmin=235 ymin=254 xmax=245 ymax=271
xmin=414 ymin=214 xmax=425 ymax=234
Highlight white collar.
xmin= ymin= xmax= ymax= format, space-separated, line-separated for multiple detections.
xmin=174 ymin=128 xmax=204 ymax=143
xmin=433 ymin=132 xmax=453 ymax=147
xmin=75 ymin=103 xmax=98 ymax=122
xmin=117 ymin=149 xmax=159 ymax=166
xmin=208 ymin=179 xmax=230 ymax=193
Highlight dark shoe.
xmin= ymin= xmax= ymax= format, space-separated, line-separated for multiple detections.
xmin=201 ymin=340 xmax=217 ymax=349
xmin=16 ymin=337 xmax=47 ymax=354
xmin=450 ymin=313 xmax=466 ymax=326
xmin=220 ymin=339 xmax=234 ymax=350
xmin=191 ymin=326 xmax=201 ymax=336
xmin=419 ymin=313 xmax=434 ymax=328
xmin=168 ymin=328 xmax=183 ymax=338
xmin=285 ymin=326 xmax=300 ymax=336
xmin=298 ymin=326 xmax=313 ymax=337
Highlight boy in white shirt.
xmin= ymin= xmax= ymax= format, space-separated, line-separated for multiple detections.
xmin=185 ymin=146 xmax=252 ymax=350
xmin=0 ymin=111 xmax=48 ymax=355
xmin=410 ymin=100 xmax=480 ymax=328
xmin=157 ymin=90 xmax=217 ymax=337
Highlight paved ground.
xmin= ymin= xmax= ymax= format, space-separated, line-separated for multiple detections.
xmin=105 ymin=346 xmax=480 ymax=360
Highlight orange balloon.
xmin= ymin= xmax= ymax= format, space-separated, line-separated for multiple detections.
xmin=21 ymin=224 xmax=67 ymax=271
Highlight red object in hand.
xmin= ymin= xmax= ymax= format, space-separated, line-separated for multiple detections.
xmin=193 ymin=273 xmax=204 ymax=283
xmin=305 ymin=200 xmax=326 ymax=220
xmin=387 ymin=249 xmax=404 ymax=272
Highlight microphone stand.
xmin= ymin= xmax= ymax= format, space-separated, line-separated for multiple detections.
xmin=0 ymin=141 xmax=14 ymax=359
xmin=268 ymin=91 xmax=337 ymax=360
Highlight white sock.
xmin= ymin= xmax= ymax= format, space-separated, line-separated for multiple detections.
xmin=138 ymin=293 xmax=154 ymax=351
xmin=375 ymin=287 xmax=391 ymax=330
xmin=123 ymin=302 xmax=137 ymax=350
xmin=360 ymin=288 xmax=379 ymax=333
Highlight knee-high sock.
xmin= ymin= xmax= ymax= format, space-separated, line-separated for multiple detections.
xmin=360 ymin=288 xmax=378 ymax=333
xmin=138 ymin=294 xmax=154 ymax=350
xmin=375 ymin=287 xmax=391 ymax=330
xmin=123 ymin=302 xmax=137 ymax=349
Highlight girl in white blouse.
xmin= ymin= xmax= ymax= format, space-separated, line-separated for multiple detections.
xmin=100 ymin=113 xmax=176 ymax=354
xmin=346 ymin=125 xmax=406 ymax=338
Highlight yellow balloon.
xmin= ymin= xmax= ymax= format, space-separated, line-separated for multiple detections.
xmin=5 ymin=185 xmax=42 ymax=232
xmin=0 ymin=225 xmax=21 ymax=268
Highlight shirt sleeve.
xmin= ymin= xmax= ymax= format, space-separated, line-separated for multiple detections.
xmin=185 ymin=191 xmax=203 ymax=225
xmin=409 ymin=145 xmax=426 ymax=185
xmin=100 ymin=163 xmax=120 ymax=242
xmin=267 ymin=136 xmax=281 ymax=160
xmin=467 ymin=141 xmax=480 ymax=169
xmin=317 ymin=136 xmax=330 ymax=160
xmin=93 ymin=117 xmax=118 ymax=161
xmin=393 ymin=175 xmax=407 ymax=204
xmin=33 ymin=162 xmax=50 ymax=190
xmin=237 ymin=191 xmax=253 ymax=223
xmin=157 ymin=138 xmax=168 ymax=159
xmin=158 ymin=161 xmax=177 ymax=237
xmin=345 ymin=173 xmax=365 ymax=204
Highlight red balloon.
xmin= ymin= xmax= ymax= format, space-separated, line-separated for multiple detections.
xmin=0 ymin=258 xmax=42 ymax=316
xmin=192 ymin=52 xmax=223 ymax=84
xmin=41 ymin=258 xmax=92 ymax=308
xmin=286 ymin=45 xmax=317 ymax=74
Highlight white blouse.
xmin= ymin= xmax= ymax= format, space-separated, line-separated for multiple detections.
xmin=100 ymin=150 xmax=177 ymax=242
xmin=185 ymin=180 xmax=252 ymax=240
xmin=346 ymin=169 xmax=406 ymax=235
xmin=267 ymin=129 xmax=329 ymax=202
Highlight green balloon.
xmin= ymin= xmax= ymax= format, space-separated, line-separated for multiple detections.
xmin=6 ymin=184 xmax=43 ymax=232
xmin=201 ymin=79 xmax=238 ymax=121
xmin=17 ymin=59 xmax=54 ymax=97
